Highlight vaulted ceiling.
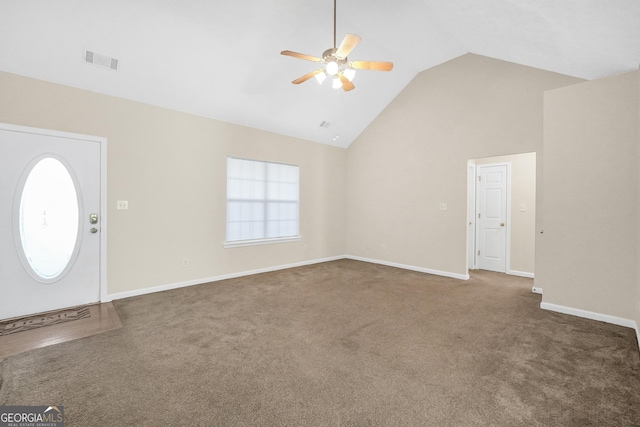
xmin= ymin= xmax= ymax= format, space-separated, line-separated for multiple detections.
xmin=1 ymin=1 xmax=639 ymax=147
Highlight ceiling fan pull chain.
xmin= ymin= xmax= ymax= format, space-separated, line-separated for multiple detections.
xmin=333 ymin=0 xmax=337 ymax=49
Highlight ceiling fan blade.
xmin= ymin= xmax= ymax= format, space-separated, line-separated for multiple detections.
xmin=292 ymin=69 xmax=322 ymax=84
xmin=336 ymin=34 xmax=361 ymax=58
xmin=281 ymin=50 xmax=324 ymax=63
xmin=350 ymin=60 xmax=394 ymax=71
xmin=339 ymin=73 xmax=355 ymax=91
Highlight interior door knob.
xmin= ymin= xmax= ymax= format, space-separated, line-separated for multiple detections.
xmin=500 ymin=222 xmax=505 ymax=227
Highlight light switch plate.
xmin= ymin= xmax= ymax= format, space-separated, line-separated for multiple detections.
xmin=117 ymin=200 xmax=128 ymax=210
xmin=439 ymin=203 xmax=447 ymax=211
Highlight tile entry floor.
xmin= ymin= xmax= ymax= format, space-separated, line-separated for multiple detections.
xmin=0 ymin=303 xmax=122 ymax=361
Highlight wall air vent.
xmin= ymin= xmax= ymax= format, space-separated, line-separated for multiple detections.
xmin=84 ymin=50 xmax=119 ymax=71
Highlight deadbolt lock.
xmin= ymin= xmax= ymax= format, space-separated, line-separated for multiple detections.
xmin=90 ymin=213 xmax=99 ymax=224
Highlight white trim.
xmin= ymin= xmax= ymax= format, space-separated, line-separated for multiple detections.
xmin=0 ymin=123 xmax=102 ymax=143
xmin=467 ymin=161 xmax=477 ymax=270
xmin=505 ymin=162 xmax=512 ymax=273
xmin=106 ymin=255 xmax=344 ymax=301
xmin=99 ymin=135 xmax=108 ymax=303
xmin=106 ymin=255 xmax=470 ymax=302
xmin=224 ymin=236 xmax=301 ymax=248
xmin=0 ymin=122 xmax=108 ymax=305
xmin=346 ymin=255 xmax=469 ymax=280
xmin=508 ymin=269 xmax=534 ymax=279
xmin=541 ymin=303 xmax=640 ymax=353
xmin=531 ymin=286 xmax=543 ymax=295
xmin=540 ymin=302 xmax=637 ymax=329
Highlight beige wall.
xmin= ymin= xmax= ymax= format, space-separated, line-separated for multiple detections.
xmin=538 ymin=70 xmax=639 ymax=320
xmin=0 ymin=71 xmax=347 ymax=295
xmin=346 ymin=54 xmax=581 ymax=276
xmin=473 ymin=152 xmax=536 ymax=274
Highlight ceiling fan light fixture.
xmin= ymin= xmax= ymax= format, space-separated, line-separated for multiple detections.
xmin=343 ymin=68 xmax=356 ymax=82
xmin=326 ymin=61 xmax=339 ymax=76
xmin=281 ymin=0 xmax=392 ymax=93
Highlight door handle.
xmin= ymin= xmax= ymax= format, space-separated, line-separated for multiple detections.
xmin=500 ymin=222 xmax=505 ymax=227
xmin=90 ymin=213 xmax=99 ymax=224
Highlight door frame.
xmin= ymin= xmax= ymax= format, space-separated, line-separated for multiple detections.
xmin=1 ymin=122 xmax=108 ymax=303
xmin=467 ymin=162 xmax=477 ymax=270
xmin=467 ymin=161 xmax=512 ymax=273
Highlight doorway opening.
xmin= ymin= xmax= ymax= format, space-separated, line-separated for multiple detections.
xmin=467 ymin=152 xmax=536 ymax=278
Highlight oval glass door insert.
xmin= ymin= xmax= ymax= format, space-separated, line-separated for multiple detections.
xmin=19 ymin=157 xmax=79 ymax=280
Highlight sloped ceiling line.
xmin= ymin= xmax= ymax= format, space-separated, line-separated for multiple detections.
xmin=0 ymin=0 xmax=639 ymax=147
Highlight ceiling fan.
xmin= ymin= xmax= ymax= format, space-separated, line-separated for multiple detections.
xmin=281 ymin=0 xmax=393 ymax=91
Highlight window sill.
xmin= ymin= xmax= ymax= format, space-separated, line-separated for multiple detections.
xmin=224 ymin=236 xmax=301 ymax=248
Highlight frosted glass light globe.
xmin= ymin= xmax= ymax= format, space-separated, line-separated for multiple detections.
xmin=343 ymin=68 xmax=356 ymax=82
xmin=326 ymin=61 xmax=339 ymax=76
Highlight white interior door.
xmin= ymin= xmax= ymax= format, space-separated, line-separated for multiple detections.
xmin=0 ymin=124 xmax=103 ymax=320
xmin=476 ymin=164 xmax=508 ymax=272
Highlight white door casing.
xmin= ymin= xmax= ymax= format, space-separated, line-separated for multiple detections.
xmin=0 ymin=123 xmax=107 ymax=320
xmin=476 ymin=163 xmax=509 ymax=273
xmin=467 ymin=162 xmax=476 ymax=270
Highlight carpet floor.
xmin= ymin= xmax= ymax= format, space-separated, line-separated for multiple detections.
xmin=1 ymin=259 xmax=639 ymax=426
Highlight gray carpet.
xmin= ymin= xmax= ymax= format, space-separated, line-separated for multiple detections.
xmin=1 ymin=260 xmax=639 ymax=426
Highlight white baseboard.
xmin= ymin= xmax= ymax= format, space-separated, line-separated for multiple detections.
xmin=532 ymin=287 xmax=543 ymax=295
xmin=103 ymin=257 xmax=640 ymax=353
xmin=105 ymin=255 xmax=469 ymax=302
xmin=345 ymin=255 xmax=469 ymax=280
xmin=541 ymin=303 xmax=640 ymax=353
xmin=508 ymin=269 xmax=534 ymax=279
xmin=105 ymin=255 xmax=467 ymax=302
xmin=105 ymin=255 xmax=346 ymax=301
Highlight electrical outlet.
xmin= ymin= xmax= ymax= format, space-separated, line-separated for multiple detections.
xmin=182 ymin=259 xmax=189 ymax=267
xmin=381 ymin=244 xmax=386 ymax=251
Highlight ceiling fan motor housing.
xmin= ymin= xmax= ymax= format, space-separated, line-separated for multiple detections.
xmin=322 ymin=48 xmax=346 ymax=64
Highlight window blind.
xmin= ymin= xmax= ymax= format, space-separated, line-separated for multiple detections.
xmin=226 ymin=157 xmax=299 ymax=243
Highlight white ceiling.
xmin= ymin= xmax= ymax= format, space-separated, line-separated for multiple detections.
xmin=1 ymin=1 xmax=639 ymax=148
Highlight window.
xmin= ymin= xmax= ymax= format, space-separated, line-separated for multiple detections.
xmin=226 ymin=157 xmax=300 ymax=246
xmin=19 ymin=157 xmax=79 ymax=280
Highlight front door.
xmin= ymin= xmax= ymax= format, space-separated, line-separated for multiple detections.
xmin=476 ymin=164 xmax=508 ymax=273
xmin=0 ymin=124 xmax=103 ymax=320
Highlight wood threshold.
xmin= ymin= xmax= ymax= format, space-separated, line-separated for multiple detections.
xmin=0 ymin=302 xmax=122 ymax=361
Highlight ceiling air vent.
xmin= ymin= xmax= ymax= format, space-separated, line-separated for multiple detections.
xmin=320 ymin=121 xmax=331 ymax=128
xmin=84 ymin=50 xmax=119 ymax=71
